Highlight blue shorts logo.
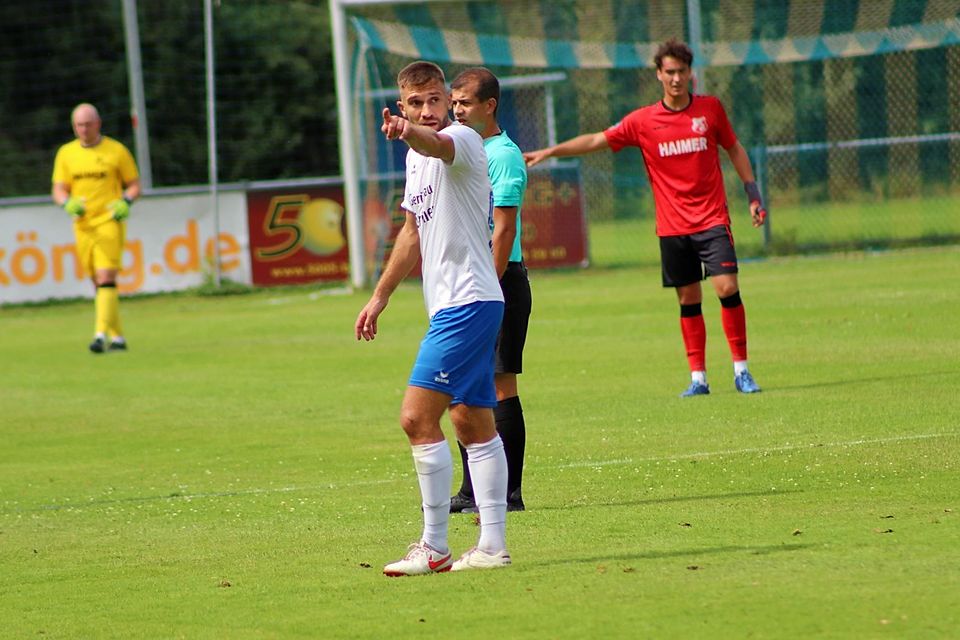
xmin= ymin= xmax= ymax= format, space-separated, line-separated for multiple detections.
xmin=434 ymin=370 xmax=450 ymax=385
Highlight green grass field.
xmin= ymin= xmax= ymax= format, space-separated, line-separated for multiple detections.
xmin=588 ymin=193 xmax=960 ymax=268
xmin=2 ymin=246 xmax=959 ymax=638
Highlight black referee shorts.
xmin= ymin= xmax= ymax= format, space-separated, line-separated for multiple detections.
xmin=659 ymin=224 xmax=739 ymax=288
xmin=495 ymin=261 xmax=532 ymax=374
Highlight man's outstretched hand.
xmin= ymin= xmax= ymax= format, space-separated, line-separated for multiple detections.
xmin=523 ymin=148 xmax=551 ymax=167
xmin=382 ymin=108 xmax=409 ymax=141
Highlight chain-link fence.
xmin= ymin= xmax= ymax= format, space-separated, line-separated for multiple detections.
xmin=0 ymin=0 xmax=337 ymax=198
xmin=2 ymin=0 xmax=959 ymax=269
xmin=345 ymin=0 xmax=960 ymax=268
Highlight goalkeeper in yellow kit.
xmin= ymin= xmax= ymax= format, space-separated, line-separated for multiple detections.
xmin=52 ymin=103 xmax=141 ymax=353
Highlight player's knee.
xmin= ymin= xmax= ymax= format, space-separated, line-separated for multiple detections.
xmin=494 ymin=373 xmax=518 ymax=399
xmin=398 ymin=410 xmax=420 ymax=436
xmin=399 ymin=409 xmax=438 ymax=440
xmin=451 ymin=411 xmax=496 ymax=445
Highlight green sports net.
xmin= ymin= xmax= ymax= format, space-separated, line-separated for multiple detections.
xmin=345 ymin=0 xmax=960 ymax=267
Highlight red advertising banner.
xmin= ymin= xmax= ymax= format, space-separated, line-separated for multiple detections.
xmin=246 ymin=168 xmax=588 ymax=288
xmin=376 ymin=165 xmax=588 ymax=277
xmin=519 ymin=166 xmax=588 ymax=269
xmin=246 ymin=187 xmax=350 ymax=286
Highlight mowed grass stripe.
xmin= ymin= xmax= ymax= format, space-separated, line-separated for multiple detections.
xmin=1 ymin=246 xmax=958 ymax=639
xmin=14 ymin=431 xmax=953 ymax=514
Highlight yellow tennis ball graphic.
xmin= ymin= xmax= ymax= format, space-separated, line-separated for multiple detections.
xmin=298 ymin=198 xmax=346 ymax=256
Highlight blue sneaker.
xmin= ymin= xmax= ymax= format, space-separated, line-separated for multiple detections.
xmin=680 ymin=380 xmax=710 ymax=397
xmin=735 ymin=371 xmax=761 ymax=393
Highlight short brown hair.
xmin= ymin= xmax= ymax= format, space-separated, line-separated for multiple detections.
xmin=654 ymin=38 xmax=693 ymax=69
xmin=397 ymin=61 xmax=446 ymax=91
xmin=451 ymin=67 xmax=500 ymax=116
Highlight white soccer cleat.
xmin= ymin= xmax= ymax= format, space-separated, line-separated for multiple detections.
xmin=450 ymin=547 xmax=512 ymax=571
xmin=382 ymin=541 xmax=452 ymax=577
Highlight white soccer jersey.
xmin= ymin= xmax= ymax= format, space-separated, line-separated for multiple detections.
xmin=401 ymin=121 xmax=503 ymax=318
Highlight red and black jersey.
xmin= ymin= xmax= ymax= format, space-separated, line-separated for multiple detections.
xmin=604 ymin=95 xmax=737 ymax=237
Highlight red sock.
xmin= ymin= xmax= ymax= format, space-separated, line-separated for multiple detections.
xmin=680 ymin=312 xmax=706 ymax=372
xmin=721 ymin=302 xmax=748 ymax=361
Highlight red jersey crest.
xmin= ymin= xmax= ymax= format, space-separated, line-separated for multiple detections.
xmin=691 ymin=116 xmax=708 ymax=135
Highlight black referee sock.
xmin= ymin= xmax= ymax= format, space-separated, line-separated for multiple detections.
xmin=495 ymin=395 xmax=526 ymax=497
xmin=456 ymin=395 xmax=527 ymax=499
xmin=457 ymin=441 xmax=473 ymax=498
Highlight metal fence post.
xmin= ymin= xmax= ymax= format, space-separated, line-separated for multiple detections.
xmin=752 ymin=145 xmax=771 ymax=250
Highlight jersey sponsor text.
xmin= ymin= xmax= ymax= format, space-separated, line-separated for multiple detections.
xmin=72 ymin=171 xmax=109 ymax=181
xmin=416 ymin=206 xmax=435 ymax=227
xmin=658 ymin=136 xmax=708 ymax=158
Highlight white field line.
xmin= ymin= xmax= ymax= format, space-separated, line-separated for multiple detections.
xmin=556 ymin=432 xmax=958 ymax=469
xmin=170 ymin=478 xmax=398 ymax=499
xmin=135 ymin=432 xmax=960 ymax=497
xmin=265 ymin=286 xmax=353 ymax=305
xmin=19 ymin=432 xmax=956 ymax=512
xmin=19 ymin=479 xmax=399 ymax=512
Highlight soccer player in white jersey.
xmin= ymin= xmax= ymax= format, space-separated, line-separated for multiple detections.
xmin=355 ymin=61 xmax=511 ymax=575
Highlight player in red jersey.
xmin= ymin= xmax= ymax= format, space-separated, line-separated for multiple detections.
xmin=524 ymin=38 xmax=766 ymax=396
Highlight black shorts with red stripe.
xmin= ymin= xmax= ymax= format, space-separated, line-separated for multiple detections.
xmin=659 ymin=224 xmax=738 ymax=288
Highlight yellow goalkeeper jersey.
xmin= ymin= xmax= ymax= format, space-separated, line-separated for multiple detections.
xmin=52 ymin=136 xmax=139 ymax=229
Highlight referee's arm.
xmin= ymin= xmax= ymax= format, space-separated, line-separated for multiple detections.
xmin=492 ymin=206 xmax=517 ymax=279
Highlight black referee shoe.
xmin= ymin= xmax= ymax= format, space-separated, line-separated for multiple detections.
xmin=507 ymin=488 xmax=525 ymax=512
xmin=449 ymin=492 xmax=477 ymax=513
xmin=452 ymin=490 xmax=526 ymax=513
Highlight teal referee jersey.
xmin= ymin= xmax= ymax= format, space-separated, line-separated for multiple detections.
xmin=484 ymin=131 xmax=527 ymax=262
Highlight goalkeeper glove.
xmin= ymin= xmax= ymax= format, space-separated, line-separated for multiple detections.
xmin=109 ymin=197 xmax=133 ymax=221
xmin=63 ymin=196 xmax=85 ymax=218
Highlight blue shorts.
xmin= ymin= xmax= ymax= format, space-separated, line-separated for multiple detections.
xmin=409 ymin=300 xmax=504 ymax=408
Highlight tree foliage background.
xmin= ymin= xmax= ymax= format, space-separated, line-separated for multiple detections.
xmin=0 ymin=0 xmax=338 ymax=198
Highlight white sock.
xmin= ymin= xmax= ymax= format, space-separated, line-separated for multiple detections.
xmin=691 ymin=370 xmax=707 ymax=385
xmin=465 ymin=436 xmax=508 ymax=554
xmin=411 ymin=441 xmax=452 ymax=554
xmin=734 ymin=360 xmax=749 ymax=376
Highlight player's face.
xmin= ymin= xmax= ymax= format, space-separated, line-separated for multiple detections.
xmin=72 ymin=108 xmax=102 ymax=145
xmin=397 ymin=80 xmax=450 ymax=131
xmin=656 ymin=56 xmax=692 ymax=101
xmin=450 ymin=82 xmax=493 ymax=135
